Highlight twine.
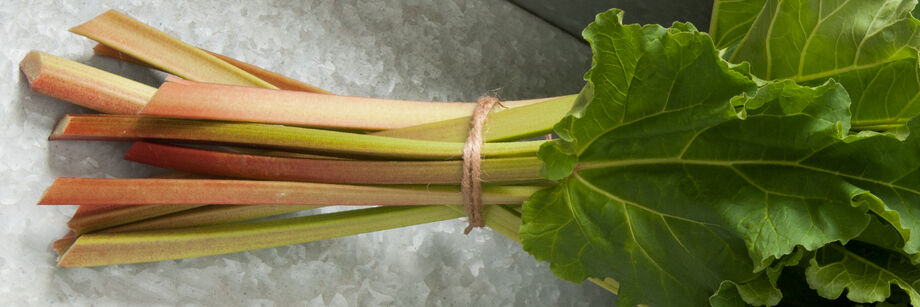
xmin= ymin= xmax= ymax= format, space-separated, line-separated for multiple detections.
xmin=462 ymin=95 xmax=503 ymax=234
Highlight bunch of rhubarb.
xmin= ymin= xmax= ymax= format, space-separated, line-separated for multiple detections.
xmin=21 ymin=1 xmax=920 ymax=305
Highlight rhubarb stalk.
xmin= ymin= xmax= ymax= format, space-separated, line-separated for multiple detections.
xmin=39 ymin=178 xmax=542 ymax=206
xmin=123 ymin=142 xmax=544 ymax=184
xmin=50 ymin=115 xmax=545 ymax=160
xmin=142 ymin=79 xmax=552 ymax=130
xmin=19 ymin=51 xmax=154 ymax=114
xmin=93 ymin=43 xmax=330 ymax=94
xmin=57 ymin=205 xmax=464 ymax=267
xmin=70 ymin=9 xmax=276 ymax=89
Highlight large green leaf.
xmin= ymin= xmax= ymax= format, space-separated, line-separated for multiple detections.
xmin=716 ymin=0 xmax=920 ymax=130
xmin=518 ymin=9 xmax=920 ymax=306
xmin=806 ymin=242 xmax=920 ymax=305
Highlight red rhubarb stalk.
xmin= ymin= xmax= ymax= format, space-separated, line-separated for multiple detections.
xmin=124 ymin=142 xmax=544 ymax=184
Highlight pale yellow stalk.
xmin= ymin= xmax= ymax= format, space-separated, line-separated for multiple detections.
xmin=70 ymin=10 xmax=276 ymax=88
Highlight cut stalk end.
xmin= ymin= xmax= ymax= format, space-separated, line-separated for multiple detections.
xmin=20 ymin=51 xmax=153 ymax=114
xmin=52 ymin=231 xmax=78 ymax=255
xmin=19 ymin=51 xmax=43 ymax=84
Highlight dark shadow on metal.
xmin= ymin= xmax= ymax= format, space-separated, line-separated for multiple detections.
xmin=508 ymin=0 xmax=714 ymax=42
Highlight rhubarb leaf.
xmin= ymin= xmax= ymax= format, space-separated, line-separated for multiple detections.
xmin=521 ymin=10 xmax=908 ymax=306
xmin=718 ymin=0 xmax=920 ymax=130
xmin=806 ymin=242 xmax=920 ymax=305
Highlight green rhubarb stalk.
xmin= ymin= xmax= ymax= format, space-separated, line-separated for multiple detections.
xmin=70 ymin=10 xmax=276 ymax=89
xmin=69 ymin=204 xmax=204 ymax=234
xmin=56 ymin=204 xmax=525 ymax=267
xmin=124 ymin=142 xmax=544 ymax=184
xmin=92 ymin=43 xmax=332 ymax=94
xmin=59 ymin=198 xmax=621 ymax=295
xmin=60 ymin=200 xmax=621 ymax=296
xmin=142 ymin=80 xmax=550 ymax=130
xmin=59 ymin=204 xmax=316 ymax=251
xmin=19 ymin=51 xmax=154 ymax=114
xmin=212 ymin=145 xmax=345 ymax=160
xmin=90 ymin=205 xmax=318 ymax=233
xmin=373 ymin=94 xmax=576 ymax=141
xmin=57 ymin=205 xmax=464 ymax=267
xmin=50 ymin=114 xmax=544 ymax=160
xmin=39 ymin=178 xmax=542 ymax=206
xmin=443 ymin=205 xmax=621 ymax=294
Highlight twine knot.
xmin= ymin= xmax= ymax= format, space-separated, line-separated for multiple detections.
xmin=462 ymin=95 xmax=503 ymax=234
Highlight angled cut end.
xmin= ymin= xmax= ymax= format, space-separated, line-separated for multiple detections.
xmin=49 ymin=115 xmax=72 ymax=140
xmin=56 ymin=235 xmax=88 ymax=268
xmin=19 ymin=50 xmax=45 ymax=87
xmin=68 ymin=9 xmax=123 ymax=36
xmin=37 ymin=177 xmax=65 ymax=205
xmin=52 ymin=231 xmax=79 ymax=256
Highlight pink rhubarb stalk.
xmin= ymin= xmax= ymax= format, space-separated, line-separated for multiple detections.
xmin=19 ymin=51 xmax=154 ymax=114
xmin=141 ymin=79 xmax=547 ymax=130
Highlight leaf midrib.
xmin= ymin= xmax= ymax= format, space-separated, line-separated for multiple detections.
xmin=576 ymin=158 xmax=920 ymax=196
